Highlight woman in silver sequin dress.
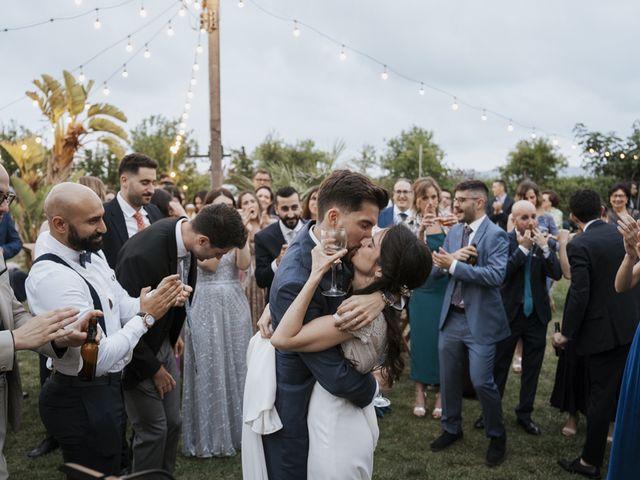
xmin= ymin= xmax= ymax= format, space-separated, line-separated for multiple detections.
xmin=182 ymin=189 xmax=253 ymax=457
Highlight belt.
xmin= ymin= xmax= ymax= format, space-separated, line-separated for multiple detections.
xmin=450 ymin=305 xmax=465 ymax=314
xmin=51 ymin=371 xmax=122 ymax=387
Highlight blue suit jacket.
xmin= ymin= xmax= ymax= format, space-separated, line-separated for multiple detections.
xmin=437 ymin=216 xmax=510 ymax=344
xmin=264 ymin=221 xmax=376 ymax=478
xmin=377 ymin=205 xmax=394 ymax=228
xmin=0 ymin=214 xmax=22 ymax=260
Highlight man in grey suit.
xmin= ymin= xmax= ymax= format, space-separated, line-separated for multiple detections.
xmin=429 ymin=179 xmax=510 ymax=467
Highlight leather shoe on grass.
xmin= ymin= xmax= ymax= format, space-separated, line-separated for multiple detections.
xmin=27 ymin=436 xmax=59 ymax=458
xmin=486 ymin=434 xmax=506 ymax=466
xmin=430 ymin=431 xmax=463 ymax=452
xmin=558 ymin=458 xmax=601 ymax=479
xmin=517 ymin=418 xmax=542 ymax=435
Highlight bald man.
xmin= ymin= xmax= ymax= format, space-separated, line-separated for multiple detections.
xmin=26 ymin=182 xmax=188 ymax=475
xmin=484 ymin=200 xmax=561 ymax=435
xmin=0 ymin=166 xmax=92 ymax=480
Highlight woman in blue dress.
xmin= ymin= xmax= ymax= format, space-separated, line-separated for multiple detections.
xmin=408 ymin=177 xmax=456 ymax=418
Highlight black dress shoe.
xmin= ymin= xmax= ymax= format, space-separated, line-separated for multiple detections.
xmin=430 ymin=431 xmax=463 ymax=452
xmin=486 ymin=433 xmax=506 ymax=466
xmin=517 ymin=418 xmax=542 ymax=435
xmin=558 ymin=458 xmax=601 ymax=479
xmin=27 ymin=436 xmax=59 ymax=458
xmin=474 ymin=416 xmax=484 ymax=429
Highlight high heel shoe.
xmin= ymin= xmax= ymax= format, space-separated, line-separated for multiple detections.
xmin=413 ymin=406 xmax=427 ymax=417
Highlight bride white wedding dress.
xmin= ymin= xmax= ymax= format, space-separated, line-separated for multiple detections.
xmin=242 ymin=313 xmax=387 ymax=480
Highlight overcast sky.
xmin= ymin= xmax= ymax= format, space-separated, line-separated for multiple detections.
xmin=1 ymin=0 xmax=639 ymax=174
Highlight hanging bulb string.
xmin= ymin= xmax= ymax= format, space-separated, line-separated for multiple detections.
xmin=1 ymin=0 xmax=136 ymax=33
xmin=245 ymin=0 xmax=571 ymax=144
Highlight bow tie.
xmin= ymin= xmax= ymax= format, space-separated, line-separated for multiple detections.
xmin=79 ymin=251 xmax=92 ymax=268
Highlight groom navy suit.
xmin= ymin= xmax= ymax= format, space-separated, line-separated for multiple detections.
xmin=264 ymin=221 xmax=377 ymax=479
xmin=436 ymin=215 xmax=510 ymax=438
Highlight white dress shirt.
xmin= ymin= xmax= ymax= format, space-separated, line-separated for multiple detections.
xmin=27 ymin=232 xmax=147 ymax=376
xmin=117 ymin=192 xmax=150 ymax=238
xmin=271 ymin=220 xmax=305 ymax=273
xmin=393 ymin=205 xmax=414 ymax=225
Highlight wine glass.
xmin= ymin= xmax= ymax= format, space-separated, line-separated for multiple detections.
xmin=320 ymin=227 xmax=347 ymax=297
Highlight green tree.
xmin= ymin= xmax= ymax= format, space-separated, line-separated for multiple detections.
xmin=352 ymin=144 xmax=379 ymax=175
xmin=500 ymin=138 xmax=568 ymax=185
xmin=380 ymin=125 xmax=446 ymax=183
xmin=74 ymin=148 xmax=120 ymax=188
xmin=574 ymin=121 xmax=640 ymax=180
xmin=0 ymin=121 xmax=35 ymax=177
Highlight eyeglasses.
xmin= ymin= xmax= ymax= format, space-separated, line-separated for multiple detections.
xmin=394 ymin=190 xmax=412 ymax=195
xmin=0 ymin=192 xmax=16 ymax=206
xmin=453 ymin=196 xmax=479 ymax=204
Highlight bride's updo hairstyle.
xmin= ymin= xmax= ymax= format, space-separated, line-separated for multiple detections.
xmin=353 ymin=224 xmax=432 ymax=385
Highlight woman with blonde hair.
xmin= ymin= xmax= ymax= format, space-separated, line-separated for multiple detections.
xmin=78 ymin=176 xmax=107 ymax=201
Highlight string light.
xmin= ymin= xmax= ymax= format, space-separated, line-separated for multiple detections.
xmin=589 ymin=147 xmax=595 ymax=154
xmin=32 ymin=99 xmax=38 ymax=107
xmin=293 ymin=20 xmax=300 ymax=37
xmin=78 ymin=67 xmax=85 ymax=83
xmin=179 ymin=5 xmax=186 ymax=17
xmin=167 ymin=21 xmax=174 ymax=36
xmin=190 ymin=77 xmax=197 ymax=85
xmin=121 ymin=65 xmax=129 ymax=78
xmin=35 ymin=136 xmax=42 ymax=144
xmin=144 ymin=44 xmax=151 ymax=58
xmin=182 ymin=112 xmax=189 ymax=120
xmin=102 ymin=82 xmax=110 ymax=96
xmin=634 ymin=154 xmax=639 ymax=160
xmin=21 ymin=143 xmax=27 ymax=151
xmin=126 ymin=36 xmax=133 ymax=52
xmin=418 ymin=83 xmax=425 ymax=96
xmin=238 ymin=0 xmax=245 ymax=7
xmin=192 ymin=63 xmax=200 ymax=71
xmin=93 ymin=9 xmax=101 ymax=29
xmin=604 ymin=151 xmax=610 ymax=157
xmin=530 ymin=130 xmax=537 ymax=139
xmin=184 ymin=103 xmax=191 ymax=110
xmin=571 ymin=144 xmax=577 ymax=150
xmin=139 ymin=1 xmax=147 ymax=18
xmin=620 ymin=153 xmax=626 ymax=159
xmin=451 ymin=97 xmax=459 ymax=111
xmin=75 ymin=0 xmax=83 ymax=5
xmin=481 ymin=110 xmax=487 ymax=121
xmin=381 ymin=65 xmax=389 ymax=80
xmin=507 ymin=120 xmax=514 ymax=132
xmin=196 ymin=43 xmax=203 ymax=54
xmin=552 ymin=137 xmax=559 ymax=146
xmin=339 ymin=45 xmax=346 ymax=61
xmin=186 ymin=91 xmax=194 ymax=99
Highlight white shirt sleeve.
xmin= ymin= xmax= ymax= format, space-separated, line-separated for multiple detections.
xmin=271 ymin=258 xmax=279 ymax=273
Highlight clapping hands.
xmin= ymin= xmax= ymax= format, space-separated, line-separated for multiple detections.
xmin=617 ymin=215 xmax=640 ymax=259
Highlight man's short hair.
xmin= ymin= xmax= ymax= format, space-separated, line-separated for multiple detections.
xmin=253 ymin=169 xmax=271 ymax=179
xmin=192 ymin=204 xmax=247 ymax=250
xmin=608 ymin=182 xmax=631 ymax=201
xmin=118 ymin=153 xmax=158 ymax=176
xmin=569 ymin=189 xmax=601 ymax=223
xmin=317 ymin=170 xmax=388 ymax=219
xmin=455 ymin=179 xmax=489 ymax=199
xmin=494 ymin=179 xmax=508 ymax=192
xmin=275 ymin=186 xmax=299 ymax=203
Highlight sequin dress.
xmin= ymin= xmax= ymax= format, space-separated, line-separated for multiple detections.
xmin=182 ymin=250 xmax=253 ymax=457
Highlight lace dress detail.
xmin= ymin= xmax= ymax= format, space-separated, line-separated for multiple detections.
xmin=340 ymin=313 xmax=387 ymax=374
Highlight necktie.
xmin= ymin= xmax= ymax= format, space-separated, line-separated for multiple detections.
xmin=79 ymin=251 xmax=92 ymax=268
xmin=133 ymin=211 xmax=146 ymax=232
xmin=523 ymin=251 xmax=533 ymax=317
xmin=398 ymin=212 xmax=408 ymax=224
xmin=451 ymin=225 xmax=472 ymax=306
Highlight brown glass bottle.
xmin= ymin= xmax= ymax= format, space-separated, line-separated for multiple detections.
xmin=79 ymin=316 xmax=99 ymax=381
xmin=467 ymin=243 xmax=479 ymax=266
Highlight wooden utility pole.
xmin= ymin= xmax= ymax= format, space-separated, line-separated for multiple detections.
xmin=203 ymin=0 xmax=222 ymax=188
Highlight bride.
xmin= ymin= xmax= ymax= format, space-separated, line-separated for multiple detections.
xmin=242 ymin=224 xmax=431 ymax=479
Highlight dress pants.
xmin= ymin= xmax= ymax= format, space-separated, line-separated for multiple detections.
xmin=493 ymin=307 xmax=547 ymax=420
xmin=439 ymin=309 xmax=505 ymax=438
xmin=582 ymin=344 xmax=630 ymax=467
xmin=39 ymin=373 xmax=124 ymax=475
xmin=124 ymin=340 xmax=181 ymax=474
xmin=0 ymin=374 xmax=8 ymax=480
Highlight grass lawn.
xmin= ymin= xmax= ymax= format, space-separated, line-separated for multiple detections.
xmin=5 ymin=279 xmax=607 ymax=479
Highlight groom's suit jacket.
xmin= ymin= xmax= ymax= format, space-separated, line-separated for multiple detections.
xmin=263 ymin=221 xmax=377 ymax=480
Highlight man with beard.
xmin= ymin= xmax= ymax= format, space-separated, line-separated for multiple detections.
xmin=115 ymin=203 xmax=247 ymax=475
xmin=26 ymin=182 xmax=187 ymax=475
xmin=102 ymin=153 xmax=163 ymax=269
xmin=255 ymin=186 xmax=305 ymax=294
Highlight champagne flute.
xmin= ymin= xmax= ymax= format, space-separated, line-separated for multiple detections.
xmin=320 ymin=227 xmax=347 ymax=297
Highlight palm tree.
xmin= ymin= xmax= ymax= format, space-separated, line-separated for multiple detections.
xmin=26 ymin=70 xmax=129 ymax=184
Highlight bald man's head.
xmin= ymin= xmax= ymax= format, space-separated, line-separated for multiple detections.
xmin=511 ymin=199 xmax=538 ymax=234
xmin=45 ymin=182 xmax=106 ymax=252
xmin=0 ymin=164 xmax=11 ymax=222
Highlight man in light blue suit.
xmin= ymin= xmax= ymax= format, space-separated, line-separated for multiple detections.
xmin=429 ymin=179 xmax=510 ymax=467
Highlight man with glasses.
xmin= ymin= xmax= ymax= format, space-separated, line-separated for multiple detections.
xmin=429 ymin=180 xmax=510 ymax=467
xmin=378 ymin=178 xmax=414 ymax=228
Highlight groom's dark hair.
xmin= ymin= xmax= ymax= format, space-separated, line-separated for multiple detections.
xmin=317 ymin=170 xmax=388 ymax=219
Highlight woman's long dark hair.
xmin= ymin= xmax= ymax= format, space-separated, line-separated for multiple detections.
xmin=352 ymin=225 xmax=432 ymax=385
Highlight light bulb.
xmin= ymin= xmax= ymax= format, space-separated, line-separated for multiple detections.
xmin=185 ymin=103 xmax=191 ymax=110
xmin=179 ymin=6 xmax=186 ymax=16
xmin=238 ymin=0 xmax=245 ymax=8
xmin=179 ymin=129 xmax=185 ymax=135
xmin=75 ymin=0 xmax=83 ymax=5
xmin=507 ymin=121 xmax=514 ymax=132
xmin=32 ymin=99 xmax=38 ymax=107
xmin=293 ymin=21 xmax=300 ymax=37
xmin=167 ymin=22 xmax=174 ymax=36
xmin=193 ymin=1 xmax=201 ymax=11
xmin=182 ymin=185 xmax=188 ymax=191
xmin=552 ymin=138 xmax=559 ymax=146
xmin=182 ymin=112 xmax=189 ymax=120
xmin=176 ymin=135 xmax=183 ymax=142
xmin=78 ymin=69 xmax=85 ymax=83
xmin=381 ymin=66 xmax=389 ymax=80
xmin=179 ymin=122 xmax=186 ymax=129
xmin=418 ymin=83 xmax=425 ymax=95
xmin=196 ymin=43 xmax=203 ymax=54
xmin=169 ymin=171 xmax=177 ymax=178
xmin=170 ymin=146 xmax=178 ymax=154
xmin=589 ymin=147 xmax=595 ymax=154
xmin=139 ymin=6 xmax=147 ymax=18
xmin=35 ymin=136 xmax=42 ymax=144
xmin=571 ymin=144 xmax=577 ymax=150
xmin=620 ymin=153 xmax=626 ymax=159
xmin=604 ymin=151 xmax=610 ymax=157
xmin=126 ymin=36 xmax=133 ymax=52
xmin=103 ymin=83 xmax=110 ymax=96
xmin=122 ymin=65 xmax=129 ymax=78
xmin=192 ymin=63 xmax=200 ymax=71
xmin=481 ymin=110 xmax=487 ymax=121
xmin=634 ymin=154 xmax=639 ymax=160
xmin=144 ymin=45 xmax=151 ymax=58
xmin=21 ymin=144 xmax=27 ymax=151
xmin=190 ymin=77 xmax=197 ymax=85
xmin=94 ymin=15 xmax=101 ymax=30
xmin=187 ymin=91 xmax=194 ymax=99
xmin=530 ymin=131 xmax=537 ymax=139
xmin=451 ymin=98 xmax=459 ymax=111
xmin=339 ymin=46 xmax=346 ymax=61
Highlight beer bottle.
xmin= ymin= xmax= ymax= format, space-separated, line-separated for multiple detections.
xmin=79 ymin=316 xmax=99 ymax=381
xmin=467 ymin=243 xmax=478 ymax=266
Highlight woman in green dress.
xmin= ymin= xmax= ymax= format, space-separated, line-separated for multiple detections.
xmin=408 ymin=177 xmax=456 ymax=418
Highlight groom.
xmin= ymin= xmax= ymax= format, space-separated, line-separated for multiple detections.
xmin=264 ymin=170 xmax=389 ymax=479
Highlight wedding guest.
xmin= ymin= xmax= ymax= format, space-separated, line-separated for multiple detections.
xmin=486 ymin=180 xmax=514 ymax=231
xmin=105 ymin=190 xmax=116 ymax=202
xmin=629 ymin=181 xmax=638 ymax=210
xmin=409 ymin=177 xmax=449 ymax=418
xmin=378 ymin=178 xmax=415 ymax=228
xmin=78 ymin=176 xmax=107 ymax=202
xmin=555 ymin=189 xmax=638 ymax=479
xmin=607 ymin=182 xmax=640 ymax=224
xmin=150 ymin=188 xmax=187 ymax=219
xmin=164 ymin=185 xmax=185 ymax=206
xmin=440 ymin=189 xmax=452 ymax=216
xmin=513 ymin=180 xmax=557 ymax=237
xmin=301 ymin=186 xmax=319 ymax=222
xmin=238 ymin=190 xmax=267 ymax=330
xmin=542 ymin=190 xmax=563 ymax=229
xmin=256 ymin=185 xmax=276 ymax=220
xmin=193 ymin=190 xmax=207 ymax=213
xmin=182 ymin=189 xmax=252 ymax=457
xmin=252 ymin=169 xmax=272 ymax=190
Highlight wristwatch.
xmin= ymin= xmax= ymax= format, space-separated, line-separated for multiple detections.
xmin=137 ymin=312 xmax=156 ymax=329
